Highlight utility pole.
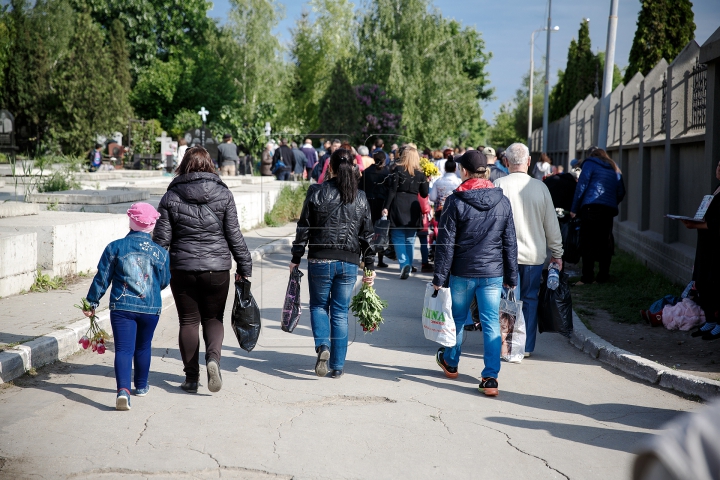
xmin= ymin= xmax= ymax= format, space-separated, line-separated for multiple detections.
xmin=542 ymin=0 xmax=553 ymax=154
xmin=597 ymin=0 xmax=619 ymax=149
xmin=528 ymin=26 xmax=558 ymax=150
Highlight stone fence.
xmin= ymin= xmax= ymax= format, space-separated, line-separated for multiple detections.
xmin=530 ymin=27 xmax=720 ymax=285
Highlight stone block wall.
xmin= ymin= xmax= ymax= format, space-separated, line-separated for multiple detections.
xmin=0 ymin=232 xmax=37 ymax=297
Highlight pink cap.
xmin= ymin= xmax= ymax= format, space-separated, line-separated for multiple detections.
xmin=127 ymin=203 xmax=160 ymax=233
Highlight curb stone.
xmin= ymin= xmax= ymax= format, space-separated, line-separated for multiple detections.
xmin=570 ymin=311 xmax=720 ymax=401
xmin=0 ymin=236 xmax=294 ymax=385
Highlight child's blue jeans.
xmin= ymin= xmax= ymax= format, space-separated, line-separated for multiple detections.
xmin=110 ymin=310 xmax=160 ymax=392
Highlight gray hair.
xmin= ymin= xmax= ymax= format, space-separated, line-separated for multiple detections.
xmin=358 ymin=145 xmax=369 ymax=156
xmin=505 ymin=143 xmax=530 ymax=165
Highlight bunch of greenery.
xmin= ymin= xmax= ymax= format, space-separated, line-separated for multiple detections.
xmin=350 ymin=270 xmax=388 ymax=332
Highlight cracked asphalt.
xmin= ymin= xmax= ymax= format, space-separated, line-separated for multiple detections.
xmin=0 ymin=250 xmax=701 ymax=479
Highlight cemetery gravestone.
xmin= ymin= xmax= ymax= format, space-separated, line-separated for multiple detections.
xmin=184 ymin=127 xmax=218 ymax=160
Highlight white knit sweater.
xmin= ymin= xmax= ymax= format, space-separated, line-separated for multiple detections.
xmin=494 ymin=172 xmax=564 ymax=265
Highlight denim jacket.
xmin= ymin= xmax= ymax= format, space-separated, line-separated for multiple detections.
xmin=86 ymin=231 xmax=171 ymax=315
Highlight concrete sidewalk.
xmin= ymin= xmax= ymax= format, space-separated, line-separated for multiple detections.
xmin=0 ymin=224 xmax=296 ymax=384
xmin=0 ymin=246 xmax=701 ymax=479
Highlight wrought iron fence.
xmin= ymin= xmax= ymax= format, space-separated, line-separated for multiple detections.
xmin=691 ymin=57 xmax=707 ymax=130
xmin=661 ymin=73 xmax=667 ymax=133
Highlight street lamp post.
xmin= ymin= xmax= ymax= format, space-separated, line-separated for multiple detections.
xmin=542 ymin=0 xmax=553 ymax=155
xmin=528 ymin=26 xmax=559 ymax=150
xmin=597 ymin=0 xmax=619 ymax=149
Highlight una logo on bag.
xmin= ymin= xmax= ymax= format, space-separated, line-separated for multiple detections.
xmin=423 ymin=307 xmax=445 ymax=323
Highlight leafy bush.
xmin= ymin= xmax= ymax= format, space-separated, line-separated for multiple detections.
xmin=264 ymin=183 xmax=309 ymax=227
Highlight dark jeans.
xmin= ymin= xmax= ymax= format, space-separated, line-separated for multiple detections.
xmin=110 ymin=310 xmax=160 ymax=392
xmin=580 ymin=204 xmax=616 ymax=283
xmin=276 ymin=171 xmax=291 ymax=181
xmin=170 ymin=270 xmax=230 ymax=381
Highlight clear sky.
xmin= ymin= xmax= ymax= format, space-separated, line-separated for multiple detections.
xmin=208 ymin=0 xmax=720 ymax=123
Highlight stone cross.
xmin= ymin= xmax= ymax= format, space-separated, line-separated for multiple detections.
xmin=198 ymin=107 xmax=209 ymax=123
xmin=155 ymin=131 xmax=173 ymax=155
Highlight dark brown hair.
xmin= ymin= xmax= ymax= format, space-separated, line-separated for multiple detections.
xmin=175 ymin=146 xmax=217 ymax=175
xmin=540 ymin=153 xmax=552 ymax=164
xmin=589 ymin=148 xmax=620 ymax=173
xmin=330 ymin=149 xmax=358 ymax=204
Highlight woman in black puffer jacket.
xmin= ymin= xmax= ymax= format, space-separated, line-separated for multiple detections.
xmin=290 ymin=149 xmax=376 ymax=379
xmin=154 ymin=147 xmax=252 ymax=394
xmin=431 ymin=150 xmax=518 ymax=397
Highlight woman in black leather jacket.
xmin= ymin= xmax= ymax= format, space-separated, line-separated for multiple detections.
xmin=154 ymin=146 xmax=253 ymax=394
xmin=290 ymin=149 xmax=376 ymax=379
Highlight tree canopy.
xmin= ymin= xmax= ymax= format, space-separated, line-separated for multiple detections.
xmin=624 ymin=0 xmax=695 ymax=84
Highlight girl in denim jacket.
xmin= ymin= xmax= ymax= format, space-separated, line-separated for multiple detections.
xmin=83 ymin=203 xmax=170 ymax=411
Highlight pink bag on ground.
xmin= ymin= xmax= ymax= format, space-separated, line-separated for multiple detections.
xmin=661 ymin=298 xmax=705 ymax=331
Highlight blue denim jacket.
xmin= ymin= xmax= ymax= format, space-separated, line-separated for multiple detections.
xmin=86 ymin=231 xmax=171 ymax=315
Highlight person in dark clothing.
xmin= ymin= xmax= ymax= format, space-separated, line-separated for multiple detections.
xmin=432 ymin=149 xmax=518 ymax=396
xmin=290 ymin=149 xmax=376 ymax=378
xmin=570 ymin=148 xmax=626 ymax=284
xmin=544 ymin=172 xmax=578 ymax=212
xmin=217 ymin=134 xmax=240 ymax=176
xmin=359 ymin=151 xmax=391 ymax=268
xmin=154 ymin=147 xmax=253 ymax=394
xmin=372 ymin=138 xmax=389 ymax=166
xmin=291 ymin=142 xmax=307 ymax=180
xmin=88 ymin=143 xmax=103 ymax=172
xmin=382 ymin=144 xmax=429 ymax=279
xmin=272 ymin=139 xmax=294 ymax=181
xmin=684 ymin=160 xmax=720 ymax=341
xmin=301 ymin=138 xmax=318 ymax=179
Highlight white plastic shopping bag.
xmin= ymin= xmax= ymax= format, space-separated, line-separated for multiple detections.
xmin=500 ymin=288 xmax=525 ymax=363
xmin=422 ymin=283 xmax=456 ymax=347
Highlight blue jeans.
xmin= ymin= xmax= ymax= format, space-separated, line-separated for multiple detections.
xmin=276 ymin=171 xmax=290 ymax=181
xmin=110 ymin=310 xmax=160 ymax=392
xmin=518 ymin=264 xmax=544 ymax=353
xmin=418 ymin=231 xmax=429 ymax=264
xmin=444 ymin=275 xmax=503 ymax=379
xmin=390 ymin=228 xmax=417 ymax=269
xmin=308 ymin=261 xmax=358 ymax=370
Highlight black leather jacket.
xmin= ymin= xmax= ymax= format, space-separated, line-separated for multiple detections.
xmin=291 ymin=179 xmax=376 ymax=269
xmin=154 ymin=172 xmax=253 ymax=276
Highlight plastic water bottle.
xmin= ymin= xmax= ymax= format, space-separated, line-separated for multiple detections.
xmin=547 ymin=264 xmax=560 ymax=291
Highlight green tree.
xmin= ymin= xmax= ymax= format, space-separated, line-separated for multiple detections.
xmin=49 ymin=13 xmax=123 ymax=154
xmin=226 ymin=0 xmax=288 ymax=129
xmin=355 ymin=0 xmax=492 ymax=147
xmin=512 ymin=69 xmax=544 ymax=143
xmin=107 ymin=19 xmax=132 ymax=129
xmin=624 ymin=0 xmax=695 ymax=84
xmin=318 ymin=62 xmax=361 ymax=137
xmin=2 ymin=0 xmax=75 ymax=154
xmin=289 ymin=0 xmax=357 ymax=132
xmin=76 ymin=0 xmax=214 ymax=74
xmin=488 ymin=103 xmax=523 ymax=149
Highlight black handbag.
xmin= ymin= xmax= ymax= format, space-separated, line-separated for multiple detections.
xmin=372 ymin=216 xmax=390 ymax=252
xmin=231 ymin=279 xmax=261 ymax=352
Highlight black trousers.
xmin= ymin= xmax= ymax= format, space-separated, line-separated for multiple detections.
xmin=170 ymin=270 xmax=230 ymax=381
xmin=579 ymin=204 xmax=616 ymax=283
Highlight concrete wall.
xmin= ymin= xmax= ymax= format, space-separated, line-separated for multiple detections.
xmin=529 ymin=32 xmax=720 ymax=285
xmin=0 ymin=232 xmax=37 ymax=297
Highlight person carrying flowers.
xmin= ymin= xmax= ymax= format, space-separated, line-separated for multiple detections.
xmin=82 ymin=203 xmax=170 ymax=411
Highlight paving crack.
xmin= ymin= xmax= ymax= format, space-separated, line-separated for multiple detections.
xmin=135 ymin=413 xmax=155 ymax=446
xmin=274 ymin=409 xmax=305 ymax=460
xmin=479 ymin=425 xmax=570 ymax=479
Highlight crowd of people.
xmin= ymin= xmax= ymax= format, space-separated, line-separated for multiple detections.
xmin=82 ymin=138 xmax=634 ymax=410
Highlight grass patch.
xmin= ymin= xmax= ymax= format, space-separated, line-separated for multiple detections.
xmin=264 ymin=183 xmax=309 ymax=227
xmin=572 ymin=248 xmax=683 ymax=324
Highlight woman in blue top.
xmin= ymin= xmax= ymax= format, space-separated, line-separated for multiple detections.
xmin=570 ymin=148 xmax=626 ymax=284
xmin=83 ymin=203 xmax=170 ymax=410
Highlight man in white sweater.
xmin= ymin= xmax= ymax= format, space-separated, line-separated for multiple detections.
xmin=494 ymin=143 xmax=563 ymax=356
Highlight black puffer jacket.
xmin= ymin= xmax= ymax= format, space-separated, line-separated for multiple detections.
xmin=154 ymin=172 xmax=252 ymax=276
xmin=432 ymin=183 xmax=518 ymax=287
xmin=291 ymin=179 xmax=376 ymax=268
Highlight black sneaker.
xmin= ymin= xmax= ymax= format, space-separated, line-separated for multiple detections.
xmin=479 ymin=377 xmax=499 ymax=396
xmin=463 ymin=322 xmax=482 ymax=332
xmin=180 ymin=380 xmax=198 ymax=393
xmin=377 ymin=261 xmax=389 ymax=268
xmin=206 ymin=359 xmax=222 ymax=393
xmin=330 ymin=369 xmax=343 ymax=379
xmin=315 ymin=345 xmax=330 ymax=377
xmin=435 ymin=348 xmax=458 ymax=379
xmin=400 ymin=265 xmax=411 ymax=279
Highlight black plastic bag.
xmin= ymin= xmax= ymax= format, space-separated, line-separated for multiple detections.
xmin=563 ymin=217 xmax=582 ymax=264
xmin=281 ymin=267 xmax=304 ymax=333
xmin=372 ymin=216 xmax=390 ymax=252
xmin=538 ymin=269 xmax=573 ymax=337
xmin=231 ymin=279 xmax=261 ymax=352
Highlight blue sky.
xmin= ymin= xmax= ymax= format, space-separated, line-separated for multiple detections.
xmin=208 ymin=0 xmax=720 ymax=122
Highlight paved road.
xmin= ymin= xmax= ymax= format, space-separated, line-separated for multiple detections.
xmin=0 ymin=250 xmax=699 ymax=479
